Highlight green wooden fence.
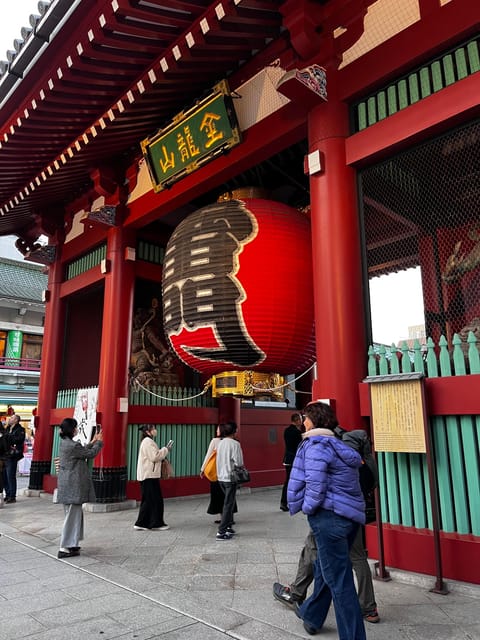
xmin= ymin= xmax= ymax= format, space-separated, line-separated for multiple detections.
xmin=129 ymin=385 xmax=215 ymax=407
xmin=126 ymin=423 xmax=216 ymax=480
xmin=367 ymin=332 xmax=480 ymax=536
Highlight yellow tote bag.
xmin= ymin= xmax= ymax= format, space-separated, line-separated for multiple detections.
xmin=204 ymin=450 xmax=218 ymax=482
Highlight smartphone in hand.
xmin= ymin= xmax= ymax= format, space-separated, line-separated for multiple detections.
xmin=167 ymin=439 xmax=174 ymax=449
xmin=90 ymin=424 xmax=102 ymax=440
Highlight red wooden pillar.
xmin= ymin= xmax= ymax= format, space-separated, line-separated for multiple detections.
xmin=307 ymin=91 xmax=368 ymax=428
xmin=30 ymin=246 xmax=65 ymax=490
xmin=218 ymin=396 xmax=240 ymax=428
xmin=93 ymin=225 xmax=135 ymax=501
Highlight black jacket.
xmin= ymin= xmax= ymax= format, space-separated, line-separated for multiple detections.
xmin=0 ymin=426 xmax=8 ymax=460
xmin=5 ymin=423 xmax=26 ymax=461
xmin=282 ymin=423 xmax=303 ymax=466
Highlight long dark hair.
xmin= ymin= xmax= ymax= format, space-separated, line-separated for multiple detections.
xmin=59 ymin=417 xmax=77 ymax=439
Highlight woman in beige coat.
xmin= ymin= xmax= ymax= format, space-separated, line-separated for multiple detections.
xmin=134 ymin=424 xmax=172 ymax=531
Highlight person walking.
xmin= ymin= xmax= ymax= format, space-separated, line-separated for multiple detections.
xmin=280 ymin=412 xmax=303 ymax=511
xmin=134 ymin=424 xmax=172 ymax=531
xmin=274 ymin=425 xmax=380 ymax=623
xmin=273 ymin=527 xmax=379 ymax=623
xmin=200 ymin=425 xmax=237 ymax=523
xmin=3 ymin=413 xmax=26 ymax=503
xmin=287 ymin=401 xmax=366 ymax=639
xmin=56 ymin=417 xmax=103 ymax=558
xmin=215 ymin=421 xmax=244 ymax=541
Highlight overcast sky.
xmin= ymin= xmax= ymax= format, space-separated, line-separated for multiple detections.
xmin=0 ymin=1 xmax=39 ymax=54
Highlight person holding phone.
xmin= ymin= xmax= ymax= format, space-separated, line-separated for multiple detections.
xmin=134 ymin=424 xmax=172 ymax=531
xmin=56 ymin=417 xmax=103 ymax=558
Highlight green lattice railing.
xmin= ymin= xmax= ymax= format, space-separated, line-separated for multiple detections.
xmin=136 ymin=239 xmax=165 ymax=265
xmin=354 ymin=36 xmax=480 ymax=132
xmin=367 ymin=332 xmax=480 ymax=536
xmin=65 ymin=244 xmax=106 ymax=280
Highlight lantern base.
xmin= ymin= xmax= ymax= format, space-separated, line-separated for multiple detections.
xmin=211 ymin=370 xmax=284 ymax=400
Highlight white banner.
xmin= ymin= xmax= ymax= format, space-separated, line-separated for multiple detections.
xmin=73 ymin=387 xmax=98 ymax=445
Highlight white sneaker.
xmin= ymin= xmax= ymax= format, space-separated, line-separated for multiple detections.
xmin=133 ymin=525 xmax=148 ymax=530
xmin=153 ymin=525 xmax=170 ymax=531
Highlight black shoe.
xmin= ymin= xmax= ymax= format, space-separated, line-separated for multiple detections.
xmin=273 ymin=583 xmax=300 ymax=607
xmin=226 ymin=526 xmax=236 ymax=535
xmin=216 ymin=532 xmax=233 ymax=541
xmin=294 ymin=602 xmax=317 ymax=635
xmin=68 ymin=547 xmax=81 ymax=555
xmin=5 ymin=497 xmax=16 ymax=503
xmin=280 ymin=504 xmax=289 ymax=512
xmin=58 ymin=550 xmax=76 ymax=558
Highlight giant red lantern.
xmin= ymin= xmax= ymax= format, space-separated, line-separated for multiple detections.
xmin=162 ymin=193 xmax=315 ymax=378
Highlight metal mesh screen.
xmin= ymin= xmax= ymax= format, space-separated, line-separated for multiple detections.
xmin=361 ymin=119 xmax=480 ymax=351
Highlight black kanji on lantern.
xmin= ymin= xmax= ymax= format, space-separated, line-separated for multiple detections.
xmin=162 ymin=200 xmax=265 ymax=367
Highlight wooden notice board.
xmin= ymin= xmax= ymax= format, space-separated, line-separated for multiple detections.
xmin=366 ymin=373 xmax=427 ymax=453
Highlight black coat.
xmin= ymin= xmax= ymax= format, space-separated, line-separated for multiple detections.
xmin=282 ymin=424 xmax=303 ymax=466
xmin=5 ymin=423 xmax=25 ymax=460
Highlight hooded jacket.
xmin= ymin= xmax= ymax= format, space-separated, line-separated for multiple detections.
xmin=287 ymin=428 xmax=365 ymax=524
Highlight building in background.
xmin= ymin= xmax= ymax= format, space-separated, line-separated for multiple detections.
xmin=0 ymin=257 xmax=46 ymax=426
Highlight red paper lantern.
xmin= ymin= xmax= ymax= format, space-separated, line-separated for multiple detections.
xmin=162 ymin=196 xmax=315 ymax=376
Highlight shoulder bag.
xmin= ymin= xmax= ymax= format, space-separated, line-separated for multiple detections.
xmin=203 ymin=449 xmax=218 ymax=482
xmin=161 ymin=458 xmax=174 ymax=479
xmin=230 ymin=464 xmax=250 ymax=484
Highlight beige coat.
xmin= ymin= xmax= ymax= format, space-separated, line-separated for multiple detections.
xmin=136 ymin=436 xmax=169 ymax=481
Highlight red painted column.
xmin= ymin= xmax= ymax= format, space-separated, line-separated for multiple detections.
xmin=30 ymin=245 xmax=65 ymax=490
xmin=308 ymin=86 xmax=368 ymax=428
xmin=94 ymin=225 xmax=135 ymax=501
xmin=218 ymin=396 xmax=240 ymax=428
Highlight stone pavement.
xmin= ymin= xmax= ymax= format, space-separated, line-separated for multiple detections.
xmin=1 ymin=480 xmax=479 ymax=640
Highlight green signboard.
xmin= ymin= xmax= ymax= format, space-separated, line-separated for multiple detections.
xmin=5 ymin=330 xmax=23 ymax=362
xmin=141 ymin=80 xmax=241 ymax=192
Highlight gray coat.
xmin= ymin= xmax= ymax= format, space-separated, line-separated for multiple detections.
xmin=57 ymin=437 xmax=103 ymax=504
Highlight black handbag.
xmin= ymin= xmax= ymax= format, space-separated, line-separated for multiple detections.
xmin=230 ymin=464 xmax=250 ymax=484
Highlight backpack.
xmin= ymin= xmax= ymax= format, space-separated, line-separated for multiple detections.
xmin=334 ymin=426 xmax=378 ymax=523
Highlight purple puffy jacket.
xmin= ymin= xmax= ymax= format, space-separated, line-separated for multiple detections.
xmin=287 ymin=429 xmax=366 ymax=524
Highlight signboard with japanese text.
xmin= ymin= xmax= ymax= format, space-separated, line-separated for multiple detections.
xmin=73 ymin=387 xmax=98 ymax=446
xmin=141 ymin=80 xmax=241 ymax=192
xmin=366 ymin=373 xmax=427 ymax=453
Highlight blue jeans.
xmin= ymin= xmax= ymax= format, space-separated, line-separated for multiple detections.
xmin=299 ymin=509 xmax=366 ymax=640
xmin=3 ymin=458 xmax=18 ymax=499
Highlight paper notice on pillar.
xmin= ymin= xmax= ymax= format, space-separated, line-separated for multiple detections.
xmin=73 ymin=387 xmax=98 ymax=445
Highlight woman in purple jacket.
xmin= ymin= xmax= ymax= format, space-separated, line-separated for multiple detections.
xmin=287 ymin=402 xmax=366 ymax=640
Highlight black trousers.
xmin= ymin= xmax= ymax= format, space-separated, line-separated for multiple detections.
xmin=280 ymin=464 xmax=292 ymax=507
xmin=135 ymin=478 xmax=166 ymax=529
xmin=218 ymin=481 xmax=237 ymax=534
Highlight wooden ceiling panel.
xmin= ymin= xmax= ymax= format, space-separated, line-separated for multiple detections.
xmin=0 ymin=0 xmax=286 ymax=236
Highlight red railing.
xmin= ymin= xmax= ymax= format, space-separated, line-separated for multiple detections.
xmin=0 ymin=357 xmax=41 ymax=371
